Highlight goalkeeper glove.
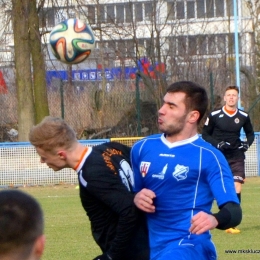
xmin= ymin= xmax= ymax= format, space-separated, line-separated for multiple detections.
xmin=217 ymin=141 xmax=230 ymax=151
xmin=238 ymin=141 xmax=249 ymax=152
xmin=93 ymin=254 xmax=112 ymax=260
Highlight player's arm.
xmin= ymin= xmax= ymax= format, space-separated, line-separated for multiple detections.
xmin=89 ymin=171 xmax=139 ymax=260
xmin=130 ymin=143 xmax=156 ymax=213
xmin=189 ymin=202 xmax=242 ymax=234
xmin=213 ymin=202 xmax=242 ymax=230
xmin=202 ymin=115 xmax=219 ymax=148
xmin=243 ymin=116 xmax=255 ymax=146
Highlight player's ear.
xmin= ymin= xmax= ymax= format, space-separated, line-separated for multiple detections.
xmin=58 ymin=151 xmax=67 ymax=159
xmin=188 ymin=110 xmax=200 ymax=123
xmin=33 ymin=235 xmax=45 ymax=258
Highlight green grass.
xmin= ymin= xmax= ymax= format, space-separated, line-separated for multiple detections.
xmin=4 ymin=177 xmax=260 ymax=259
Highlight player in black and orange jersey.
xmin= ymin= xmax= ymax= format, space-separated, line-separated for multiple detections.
xmin=202 ymin=86 xmax=254 ymax=234
xmin=29 ymin=116 xmax=149 ymax=260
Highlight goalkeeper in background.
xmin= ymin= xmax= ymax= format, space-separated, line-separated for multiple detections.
xmin=202 ymin=85 xmax=254 ymax=234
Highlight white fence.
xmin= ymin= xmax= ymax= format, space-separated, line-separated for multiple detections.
xmin=0 ymin=139 xmax=109 ymax=187
xmin=0 ymin=134 xmax=259 ymax=187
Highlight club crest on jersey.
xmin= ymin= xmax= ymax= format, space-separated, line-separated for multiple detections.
xmin=140 ymin=162 xmax=150 ymax=177
xmin=235 ymin=118 xmax=240 ymax=124
xmin=172 ymin=164 xmax=189 ymax=181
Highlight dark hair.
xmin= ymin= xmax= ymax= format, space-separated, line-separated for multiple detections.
xmin=0 ymin=190 xmax=44 ymax=257
xmin=166 ymin=81 xmax=208 ymax=123
xmin=225 ymin=85 xmax=239 ymax=94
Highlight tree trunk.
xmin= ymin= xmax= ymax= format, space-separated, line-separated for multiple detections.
xmin=12 ymin=0 xmax=35 ymax=141
xmin=29 ymin=0 xmax=49 ymax=123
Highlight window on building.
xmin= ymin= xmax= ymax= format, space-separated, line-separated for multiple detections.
xmin=226 ymin=0 xmax=234 ymax=16
xmin=228 ymin=34 xmax=235 ymax=53
xmin=197 ymin=35 xmax=207 ymax=55
xmin=87 ymin=5 xmax=96 ymax=24
xmin=197 ymin=0 xmax=205 ymax=18
xmin=176 ymin=1 xmax=185 ymax=19
xmin=135 ymin=3 xmax=143 ymax=22
xmin=216 ymin=0 xmax=224 ymax=17
xmin=217 ymin=34 xmax=226 ymax=53
xmin=107 ymin=5 xmax=115 ymax=23
xmin=116 ymin=4 xmax=124 ymax=23
xmin=208 ymin=35 xmax=216 ymax=55
xmin=206 ymin=0 xmax=214 ymax=18
xmin=178 ymin=36 xmax=187 ymax=56
xmin=118 ymin=40 xmax=127 ymax=57
xmin=144 ymin=3 xmax=153 ymax=21
xmin=167 ymin=2 xmax=175 ymax=20
xmin=187 ymin=1 xmax=195 ymax=19
xmin=39 ymin=8 xmax=55 ymax=28
xmin=188 ymin=36 xmax=197 ymax=55
xmin=97 ymin=5 xmax=105 ymax=24
xmin=126 ymin=40 xmax=135 ymax=57
xmin=125 ymin=2 xmax=133 ymax=23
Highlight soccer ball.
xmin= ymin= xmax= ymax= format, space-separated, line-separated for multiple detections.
xmin=49 ymin=18 xmax=95 ymax=64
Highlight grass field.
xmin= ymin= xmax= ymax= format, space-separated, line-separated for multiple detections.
xmin=2 ymin=177 xmax=260 ymax=260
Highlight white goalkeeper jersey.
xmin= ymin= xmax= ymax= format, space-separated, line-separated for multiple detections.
xmin=131 ymin=134 xmax=239 ymax=260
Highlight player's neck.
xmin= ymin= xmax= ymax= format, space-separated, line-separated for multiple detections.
xmin=72 ymin=144 xmax=88 ymax=170
xmin=165 ymin=128 xmax=197 ymax=143
xmin=224 ymin=105 xmax=237 ymax=114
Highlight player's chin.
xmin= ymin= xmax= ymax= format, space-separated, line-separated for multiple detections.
xmin=158 ymin=124 xmax=165 ymax=132
xmin=48 ymin=165 xmax=61 ymax=171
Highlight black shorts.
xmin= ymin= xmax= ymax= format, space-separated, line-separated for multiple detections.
xmin=228 ymin=158 xmax=245 ymax=184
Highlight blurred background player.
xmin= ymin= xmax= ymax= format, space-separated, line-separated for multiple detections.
xmin=202 ymin=85 xmax=254 ymax=234
xmin=29 ymin=116 xmax=149 ymax=260
xmin=132 ymin=81 xmax=241 ymax=260
xmin=0 ymin=189 xmax=45 ymax=260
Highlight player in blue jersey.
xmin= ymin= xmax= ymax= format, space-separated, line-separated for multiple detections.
xmin=202 ymin=86 xmax=254 ymax=234
xmin=131 ymin=81 xmax=242 ymax=260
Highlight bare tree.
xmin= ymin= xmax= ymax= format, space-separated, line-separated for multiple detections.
xmin=11 ymin=0 xmax=49 ymax=141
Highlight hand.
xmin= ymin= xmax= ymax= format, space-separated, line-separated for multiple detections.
xmin=217 ymin=141 xmax=230 ymax=151
xmin=238 ymin=141 xmax=249 ymax=152
xmin=134 ymin=188 xmax=156 ymax=213
xmin=189 ymin=211 xmax=218 ymax=235
xmin=93 ymin=254 xmax=112 ymax=260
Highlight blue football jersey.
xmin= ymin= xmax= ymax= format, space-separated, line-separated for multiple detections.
xmin=131 ymin=134 xmax=239 ymax=260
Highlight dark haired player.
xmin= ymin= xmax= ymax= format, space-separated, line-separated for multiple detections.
xmin=132 ymin=81 xmax=241 ymax=260
xmin=202 ymin=85 xmax=254 ymax=234
xmin=0 ymin=189 xmax=45 ymax=260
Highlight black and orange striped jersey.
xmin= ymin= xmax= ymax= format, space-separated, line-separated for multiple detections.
xmin=75 ymin=142 xmax=149 ymax=260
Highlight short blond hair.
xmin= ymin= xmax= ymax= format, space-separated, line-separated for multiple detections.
xmin=29 ymin=116 xmax=77 ymax=151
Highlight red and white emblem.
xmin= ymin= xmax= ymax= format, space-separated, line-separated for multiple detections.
xmin=140 ymin=162 xmax=151 ymax=177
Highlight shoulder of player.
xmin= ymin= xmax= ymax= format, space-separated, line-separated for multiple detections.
xmin=237 ymin=109 xmax=249 ymax=118
xmin=210 ymin=108 xmax=222 ymax=117
xmin=132 ymin=133 xmax=162 ymax=149
xmin=197 ymin=137 xmax=224 ymax=156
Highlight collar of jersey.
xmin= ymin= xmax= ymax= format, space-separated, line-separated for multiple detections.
xmin=223 ymin=106 xmax=237 ymax=117
xmin=160 ymin=133 xmax=199 ymax=148
xmin=74 ymin=146 xmax=92 ymax=173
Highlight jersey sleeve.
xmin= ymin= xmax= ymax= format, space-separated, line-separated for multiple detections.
xmin=202 ymin=114 xmax=219 ymax=148
xmin=243 ymin=115 xmax=255 ymax=146
xmin=203 ymin=149 xmax=239 ymax=207
xmin=130 ymin=141 xmax=145 ymax=193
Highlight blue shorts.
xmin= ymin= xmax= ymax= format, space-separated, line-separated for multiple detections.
xmin=153 ymin=240 xmax=217 ymax=260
